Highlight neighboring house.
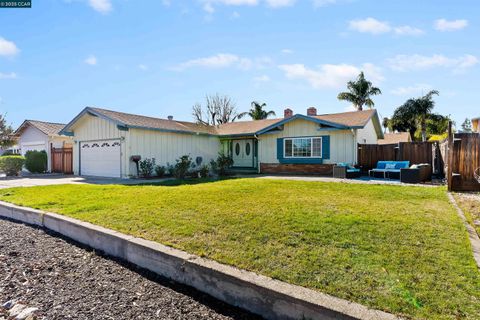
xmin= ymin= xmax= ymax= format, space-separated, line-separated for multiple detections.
xmin=473 ymin=117 xmax=479 ymax=133
xmin=13 ymin=120 xmax=73 ymax=172
xmin=377 ymin=132 xmax=412 ymax=145
xmin=0 ymin=145 xmax=21 ymax=156
xmin=60 ymin=106 xmax=383 ymax=178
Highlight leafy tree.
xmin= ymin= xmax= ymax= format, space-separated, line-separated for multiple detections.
xmin=192 ymin=94 xmax=240 ymax=125
xmin=237 ymin=101 xmax=276 ymax=120
xmin=0 ymin=114 xmax=14 ymax=148
xmin=461 ymin=118 xmax=473 ymax=133
xmin=391 ymin=90 xmax=439 ymax=142
xmin=337 ymin=72 xmax=382 ymax=111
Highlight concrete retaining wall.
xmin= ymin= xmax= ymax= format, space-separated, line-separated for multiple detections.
xmin=0 ymin=201 xmax=397 ymax=320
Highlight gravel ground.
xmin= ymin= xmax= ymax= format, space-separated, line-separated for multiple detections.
xmin=0 ymin=218 xmax=260 ymax=320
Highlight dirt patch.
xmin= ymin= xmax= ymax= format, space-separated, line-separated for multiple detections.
xmin=0 ymin=218 xmax=259 ymax=320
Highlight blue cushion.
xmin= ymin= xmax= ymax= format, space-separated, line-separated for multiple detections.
xmin=336 ymin=162 xmax=348 ymax=167
xmin=395 ymin=161 xmax=410 ymax=169
xmin=377 ymin=162 xmax=387 ymax=169
xmin=347 ymin=168 xmax=360 ymax=173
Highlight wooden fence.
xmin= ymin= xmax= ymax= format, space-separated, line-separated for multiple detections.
xmin=357 ymin=142 xmax=434 ymax=173
xmin=447 ymin=131 xmax=480 ymax=192
xmin=51 ymin=147 xmax=73 ymax=174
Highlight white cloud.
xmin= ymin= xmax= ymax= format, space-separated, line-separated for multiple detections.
xmin=281 ymin=49 xmax=293 ymax=54
xmin=0 ymin=72 xmax=17 ymax=79
xmin=173 ymin=53 xmax=271 ymax=71
xmin=394 ymin=25 xmax=424 ymax=36
xmin=0 ymin=37 xmax=19 ymax=57
xmin=387 ymin=54 xmax=478 ymax=72
xmin=279 ymin=62 xmax=383 ymax=89
xmin=84 ymin=55 xmax=97 ymax=65
xmin=138 ymin=64 xmax=148 ymax=71
xmin=349 ymin=18 xmax=424 ymax=36
xmin=88 ymin=0 xmax=112 ymax=14
xmin=349 ymin=17 xmax=391 ymax=34
xmin=231 ymin=11 xmax=240 ymax=18
xmin=434 ymin=19 xmax=468 ymax=31
xmin=390 ymin=84 xmax=433 ymax=96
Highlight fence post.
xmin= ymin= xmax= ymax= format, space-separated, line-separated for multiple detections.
xmin=447 ymin=121 xmax=454 ymax=191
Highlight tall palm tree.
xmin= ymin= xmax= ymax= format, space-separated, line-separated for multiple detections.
xmin=391 ymin=90 xmax=439 ymax=141
xmin=337 ymin=72 xmax=382 ymax=111
xmin=238 ymin=101 xmax=276 ymax=120
xmin=382 ymin=117 xmax=391 ymax=133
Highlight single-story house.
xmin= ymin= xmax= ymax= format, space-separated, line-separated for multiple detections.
xmin=377 ymin=132 xmax=412 ymax=145
xmin=13 ymin=120 xmax=73 ymax=172
xmin=59 ymin=106 xmax=383 ymax=178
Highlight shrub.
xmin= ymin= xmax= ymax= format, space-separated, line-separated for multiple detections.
xmin=173 ymin=155 xmax=192 ymax=179
xmin=199 ymin=164 xmax=210 ymax=178
xmin=155 ymin=165 xmax=166 ymax=178
xmin=0 ymin=156 xmax=25 ymax=176
xmin=25 ymin=150 xmax=47 ymax=173
xmin=139 ymin=158 xmax=155 ymax=178
xmin=215 ymin=152 xmax=233 ymax=176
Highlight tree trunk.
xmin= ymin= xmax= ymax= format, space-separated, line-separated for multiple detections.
xmin=421 ymin=118 xmax=427 ymax=142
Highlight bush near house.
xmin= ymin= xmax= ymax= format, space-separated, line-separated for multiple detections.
xmin=0 ymin=155 xmax=25 ymax=176
xmin=212 ymin=152 xmax=233 ymax=176
xmin=139 ymin=158 xmax=155 ymax=178
xmin=173 ymin=155 xmax=192 ymax=179
xmin=25 ymin=150 xmax=48 ymax=173
xmin=154 ymin=165 xmax=166 ymax=178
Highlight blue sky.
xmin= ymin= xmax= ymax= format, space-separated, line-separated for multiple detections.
xmin=0 ymin=0 xmax=478 ymax=128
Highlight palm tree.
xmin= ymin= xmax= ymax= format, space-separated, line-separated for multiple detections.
xmin=238 ymin=101 xmax=276 ymax=120
xmin=391 ymin=90 xmax=439 ymax=141
xmin=382 ymin=117 xmax=391 ymax=133
xmin=337 ymin=72 xmax=382 ymax=111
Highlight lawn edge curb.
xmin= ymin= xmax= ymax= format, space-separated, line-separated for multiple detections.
xmin=447 ymin=193 xmax=480 ymax=269
xmin=0 ymin=200 xmax=398 ymax=320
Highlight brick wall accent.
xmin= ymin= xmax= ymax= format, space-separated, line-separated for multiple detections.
xmin=260 ymin=163 xmax=334 ymax=175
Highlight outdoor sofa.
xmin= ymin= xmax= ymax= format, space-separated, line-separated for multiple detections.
xmin=368 ymin=161 xmax=410 ymax=179
xmin=400 ymin=164 xmax=432 ymax=184
xmin=333 ymin=163 xmax=361 ymax=179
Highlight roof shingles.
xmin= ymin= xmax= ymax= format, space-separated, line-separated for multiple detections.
xmin=15 ymin=120 xmax=66 ymax=137
xmin=81 ymin=107 xmax=378 ymax=136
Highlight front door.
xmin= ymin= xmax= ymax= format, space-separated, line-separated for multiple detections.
xmin=232 ymin=139 xmax=254 ymax=167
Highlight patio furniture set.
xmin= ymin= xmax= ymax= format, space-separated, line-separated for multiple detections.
xmin=333 ymin=161 xmax=432 ymax=184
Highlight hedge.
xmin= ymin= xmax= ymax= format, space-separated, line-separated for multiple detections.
xmin=0 ymin=156 xmax=25 ymax=176
xmin=25 ymin=150 xmax=48 ymax=173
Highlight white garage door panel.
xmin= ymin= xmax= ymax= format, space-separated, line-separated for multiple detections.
xmin=80 ymin=140 xmax=121 ymax=178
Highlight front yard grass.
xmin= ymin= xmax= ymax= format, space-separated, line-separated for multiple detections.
xmin=0 ymin=179 xmax=479 ymax=319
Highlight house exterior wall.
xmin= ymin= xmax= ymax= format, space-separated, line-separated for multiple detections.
xmin=258 ymin=119 xmax=356 ymax=166
xmin=18 ymin=126 xmax=72 ymax=172
xmin=70 ymin=114 xmax=127 ymax=177
xmin=356 ymin=118 xmax=378 ymax=144
xmin=128 ymin=128 xmax=220 ymax=175
xmin=70 ymin=114 xmax=220 ymax=177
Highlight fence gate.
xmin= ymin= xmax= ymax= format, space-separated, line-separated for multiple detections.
xmin=447 ymin=129 xmax=480 ymax=192
xmin=51 ymin=146 xmax=73 ymax=174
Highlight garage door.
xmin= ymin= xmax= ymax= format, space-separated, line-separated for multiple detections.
xmin=80 ymin=140 xmax=121 ymax=178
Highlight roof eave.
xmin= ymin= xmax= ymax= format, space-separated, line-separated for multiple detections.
xmin=255 ymin=114 xmax=350 ymax=136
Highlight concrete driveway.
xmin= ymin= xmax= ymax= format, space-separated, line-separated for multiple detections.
xmin=0 ymin=174 xmax=170 ymax=189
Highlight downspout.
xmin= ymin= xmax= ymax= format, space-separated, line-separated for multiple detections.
xmin=351 ymin=129 xmax=357 ymax=165
xmin=254 ymin=134 xmax=260 ymax=173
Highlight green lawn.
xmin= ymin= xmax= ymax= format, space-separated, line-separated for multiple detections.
xmin=0 ymin=179 xmax=479 ymax=319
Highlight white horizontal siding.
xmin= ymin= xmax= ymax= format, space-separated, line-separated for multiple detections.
xmin=128 ymin=129 xmax=220 ymax=176
xmin=356 ymin=118 xmax=378 ymax=144
xmin=258 ymin=118 xmax=356 ymax=165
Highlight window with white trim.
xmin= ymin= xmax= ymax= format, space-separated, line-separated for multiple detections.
xmin=284 ymin=137 xmax=322 ymax=158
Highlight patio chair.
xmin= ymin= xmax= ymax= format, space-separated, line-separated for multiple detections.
xmin=368 ymin=161 xmax=410 ymax=179
xmin=400 ymin=164 xmax=432 ymax=184
xmin=333 ymin=163 xmax=361 ymax=179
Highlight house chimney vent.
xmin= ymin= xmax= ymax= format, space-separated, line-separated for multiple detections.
xmin=307 ymin=107 xmax=317 ymax=116
xmin=284 ymin=108 xmax=293 ymax=118
xmin=167 ymin=115 xmax=173 ymax=121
